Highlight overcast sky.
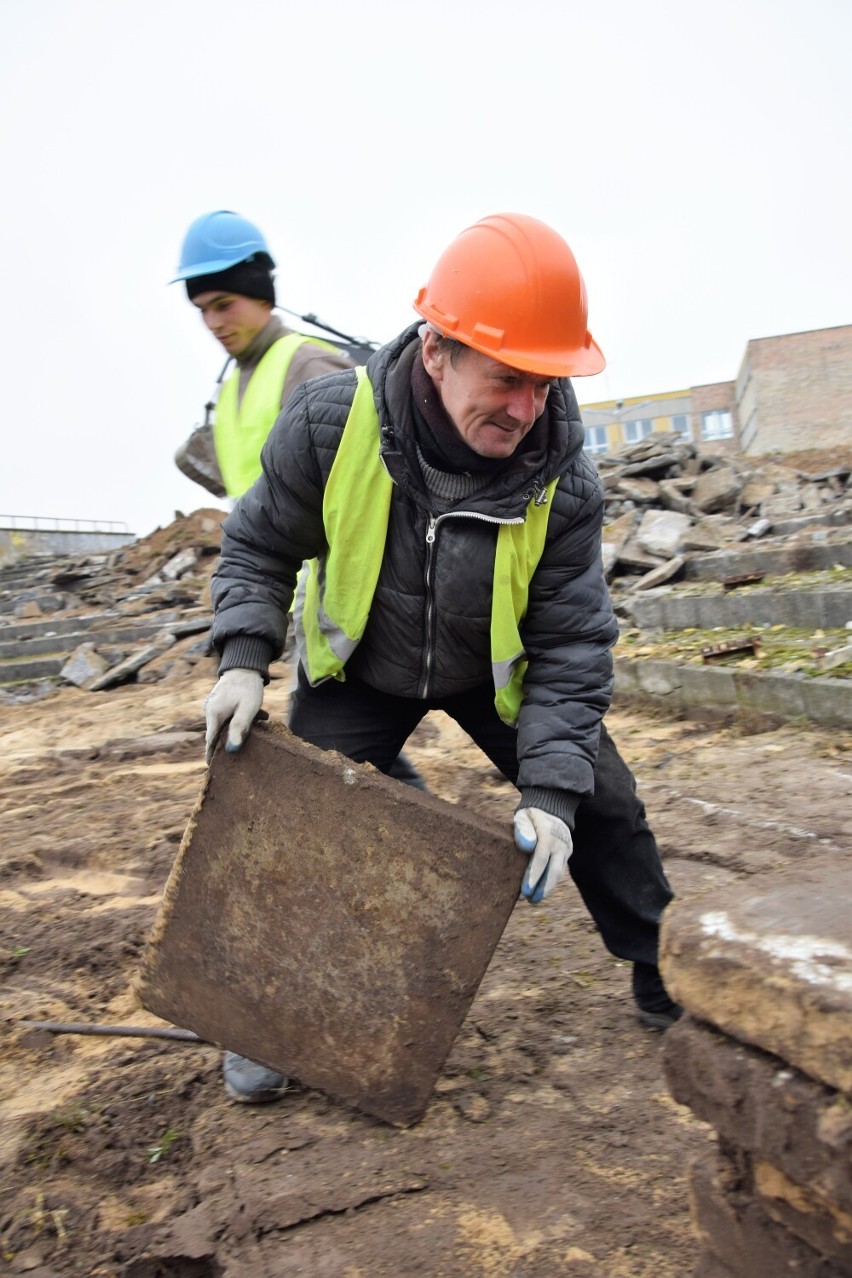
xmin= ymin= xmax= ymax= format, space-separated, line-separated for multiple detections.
xmin=1 ymin=0 xmax=849 ymax=538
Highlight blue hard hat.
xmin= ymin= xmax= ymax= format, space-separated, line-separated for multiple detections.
xmin=170 ymin=210 xmax=274 ymax=283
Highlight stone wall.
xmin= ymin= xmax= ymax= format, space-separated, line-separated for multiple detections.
xmin=660 ymin=856 xmax=852 ymax=1275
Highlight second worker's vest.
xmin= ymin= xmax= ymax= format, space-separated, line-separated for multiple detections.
xmin=215 ymin=333 xmax=334 ymax=498
xmin=297 ymin=367 xmax=557 ymax=727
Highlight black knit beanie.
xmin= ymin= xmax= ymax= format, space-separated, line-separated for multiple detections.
xmin=185 ymin=254 xmax=276 ymax=305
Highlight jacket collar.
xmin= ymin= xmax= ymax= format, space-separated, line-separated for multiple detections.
xmin=236 ymin=314 xmax=289 ymax=370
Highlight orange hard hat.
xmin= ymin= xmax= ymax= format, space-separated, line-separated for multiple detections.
xmin=414 ymin=212 xmax=605 ymax=378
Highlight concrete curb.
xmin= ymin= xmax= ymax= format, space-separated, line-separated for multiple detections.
xmin=628 ymin=586 xmax=852 ymax=631
xmin=684 ymin=540 xmax=852 ymax=581
xmin=614 ymin=656 xmax=852 ymax=728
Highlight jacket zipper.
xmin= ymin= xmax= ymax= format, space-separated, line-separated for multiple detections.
xmin=418 ymin=509 xmax=527 ymax=701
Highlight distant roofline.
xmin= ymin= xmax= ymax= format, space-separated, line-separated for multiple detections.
xmin=745 ymin=321 xmax=852 ymax=346
xmin=580 ymin=386 xmax=719 ymax=411
xmin=581 ymin=389 xmax=690 ymax=410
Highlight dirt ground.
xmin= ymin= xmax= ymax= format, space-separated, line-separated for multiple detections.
xmin=1 ymin=650 xmax=851 ymax=1277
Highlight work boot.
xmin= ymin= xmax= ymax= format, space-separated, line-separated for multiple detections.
xmin=222 ymin=1052 xmax=289 ymax=1104
xmin=632 ymin=961 xmax=683 ymax=1031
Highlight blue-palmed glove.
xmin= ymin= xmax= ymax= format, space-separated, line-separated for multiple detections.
xmin=204 ymin=668 xmax=265 ymax=764
xmin=513 ymin=808 xmax=573 ymax=904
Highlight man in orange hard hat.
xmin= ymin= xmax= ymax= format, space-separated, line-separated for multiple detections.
xmin=204 ymin=212 xmax=679 ymax=1105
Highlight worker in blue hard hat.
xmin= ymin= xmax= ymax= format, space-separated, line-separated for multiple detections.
xmin=170 ymin=211 xmax=429 ymax=1100
xmin=171 ymin=210 xmax=359 ymax=501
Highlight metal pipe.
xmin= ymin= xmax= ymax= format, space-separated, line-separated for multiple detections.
xmin=18 ymin=1019 xmax=204 ymax=1042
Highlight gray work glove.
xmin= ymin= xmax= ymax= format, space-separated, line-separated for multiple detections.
xmin=513 ymin=808 xmax=573 ymax=904
xmin=204 ymin=668 xmax=265 ymax=764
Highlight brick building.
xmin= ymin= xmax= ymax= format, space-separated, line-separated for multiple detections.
xmin=580 ymin=322 xmax=851 ymax=459
xmin=736 ymin=324 xmax=852 ymax=454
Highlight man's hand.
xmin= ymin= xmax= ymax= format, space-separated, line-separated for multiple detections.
xmin=204 ymin=669 xmax=265 ymax=764
xmin=513 ymin=808 xmax=573 ymax=904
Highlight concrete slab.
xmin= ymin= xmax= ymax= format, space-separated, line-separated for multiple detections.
xmin=629 ymin=586 xmax=852 ymax=632
xmin=136 ymin=721 xmax=526 ymax=1126
xmin=660 ymin=854 xmax=852 ymax=1094
xmin=685 ymin=539 xmax=852 ymax=582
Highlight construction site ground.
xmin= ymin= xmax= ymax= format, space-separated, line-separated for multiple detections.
xmin=2 ymin=650 xmax=851 ymax=1278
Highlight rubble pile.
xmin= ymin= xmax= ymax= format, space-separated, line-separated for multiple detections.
xmin=598 ymin=435 xmax=852 ymax=596
xmin=662 ymin=856 xmax=852 ymax=1277
xmin=0 ymin=509 xmax=225 ymax=702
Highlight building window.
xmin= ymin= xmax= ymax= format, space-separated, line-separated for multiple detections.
xmin=584 ymin=425 xmax=608 ymax=455
xmin=672 ymin=413 xmax=690 ymax=438
xmin=624 ymin=418 xmax=652 ymax=443
xmin=701 ymin=410 xmax=734 ymax=440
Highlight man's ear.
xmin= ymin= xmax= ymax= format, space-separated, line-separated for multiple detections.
xmin=421 ymin=328 xmax=445 ymax=383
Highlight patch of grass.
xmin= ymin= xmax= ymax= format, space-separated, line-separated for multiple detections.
xmin=618 ymin=623 xmax=852 ymax=678
xmin=148 ymin=1127 xmax=180 ymax=1164
xmin=52 ymin=1101 xmax=96 ymax=1134
xmin=2 ymin=1190 xmax=71 ymax=1260
xmin=22 ymin=1100 xmax=102 ymax=1171
xmin=571 ymin=970 xmax=597 ymax=989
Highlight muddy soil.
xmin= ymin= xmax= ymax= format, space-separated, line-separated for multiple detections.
xmin=1 ymin=652 xmax=850 ymax=1277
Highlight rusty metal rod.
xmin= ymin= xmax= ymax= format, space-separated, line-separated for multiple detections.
xmin=18 ymin=1019 xmax=204 ymax=1042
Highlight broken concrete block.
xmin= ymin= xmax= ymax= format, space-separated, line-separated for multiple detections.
xmin=692 ymin=467 xmax=743 ymax=513
xmin=739 ymin=479 xmax=777 ymax=510
xmin=762 ymin=493 xmax=805 ymax=518
xmin=681 ymin=520 xmax=729 ymax=552
xmin=822 ymin=644 xmax=852 ymax=670
xmin=157 ymin=549 xmax=199 ymax=581
xmin=614 ymin=537 xmax=665 ymax=571
xmin=689 ymin=1147 xmax=850 ymax=1278
xmin=60 ymin=642 xmax=111 ymax=688
xmin=87 ymin=633 xmax=177 ymax=691
xmin=664 ymin=1017 xmax=852 ymax=1217
xmin=753 ymin=1159 xmax=852 ymax=1268
xmin=635 ymin=509 xmax=693 ymax=558
xmin=601 ymin=510 xmax=637 ymax=554
xmin=614 ymin=476 xmax=661 ymax=504
xmin=802 ymin=485 xmax=829 ymax=511
xmin=631 ymin=556 xmax=686 ymax=591
xmin=658 ymin=476 xmax=696 ymax=514
xmin=602 ymin=511 xmax=638 ymax=577
xmin=620 ymin=452 xmax=681 ymax=477
xmin=13 ymin=600 xmax=43 ymax=619
xmin=600 ymin=465 xmax=627 ymax=490
xmin=135 ymin=721 xmax=526 ymax=1127
xmin=660 ymin=853 xmax=852 ymax=1094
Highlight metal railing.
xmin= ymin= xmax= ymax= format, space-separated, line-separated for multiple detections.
xmin=0 ymin=515 xmax=131 ymax=534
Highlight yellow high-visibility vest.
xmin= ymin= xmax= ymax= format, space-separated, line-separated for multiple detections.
xmin=298 ymin=367 xmax=556 ymax=726
xmin=215 ymin=333 xmax=334 ymax=498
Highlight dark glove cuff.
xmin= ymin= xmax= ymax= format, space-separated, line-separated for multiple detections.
xmin=517 ymin=787 xmax=580 ymax=830
xmin=218 ymin=636 xmax=274 ymax=684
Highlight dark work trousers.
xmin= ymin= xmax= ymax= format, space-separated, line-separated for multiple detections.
xmin=289 ymin=666 xmax=674 ymax=968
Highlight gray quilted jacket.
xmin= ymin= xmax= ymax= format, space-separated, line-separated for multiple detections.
xmin=211 ymin=323 xmax=618 ymax=809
